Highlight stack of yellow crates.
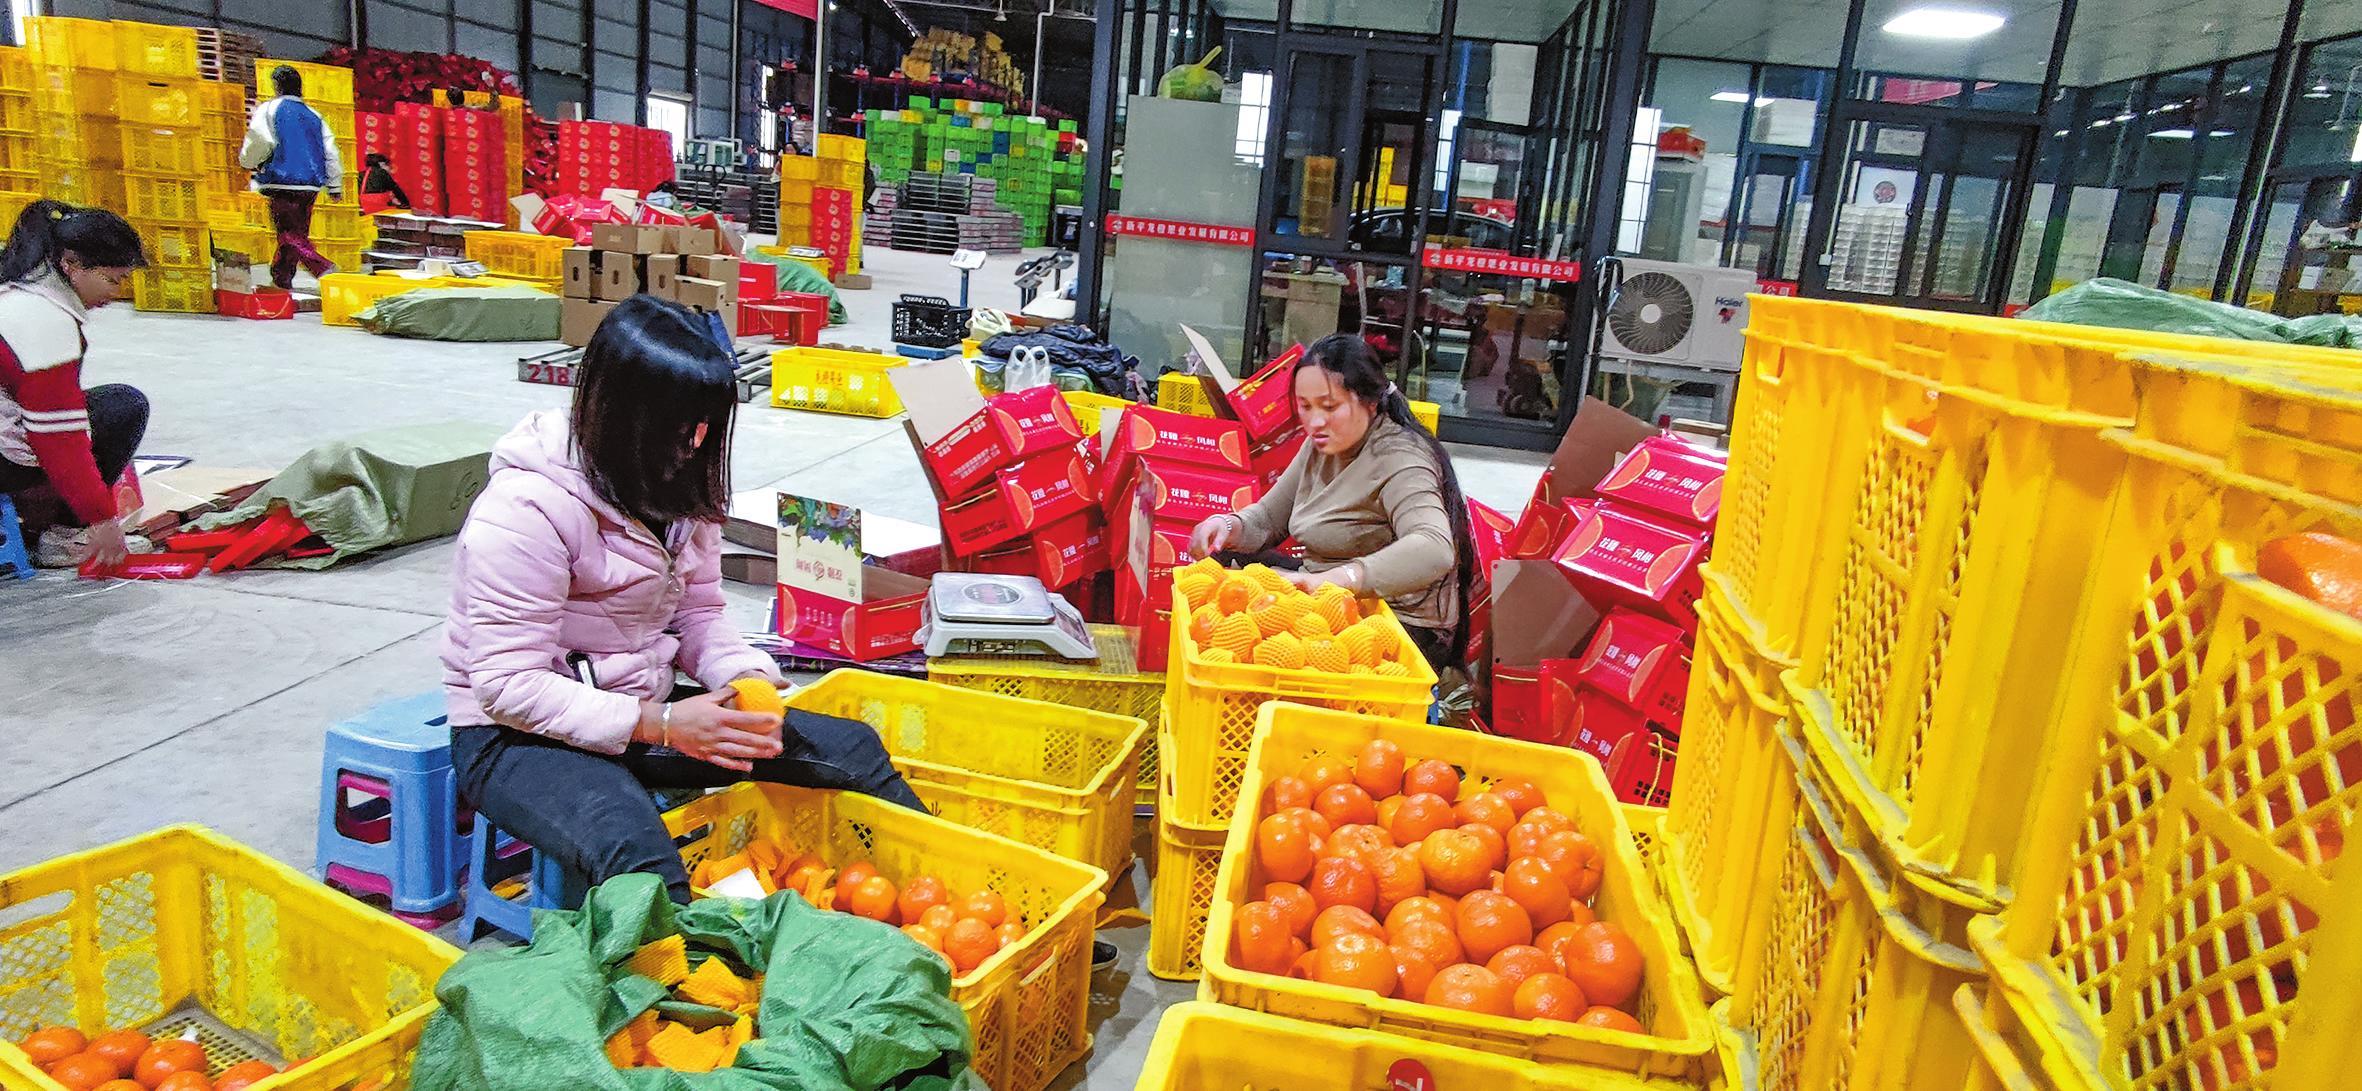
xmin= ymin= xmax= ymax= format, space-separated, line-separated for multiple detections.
xmin=775 ymin=135 xmax=864 ymax=279
xmin=25 ymin=18 xmax=124 ymax=215
xmin=196 ymin=79 xmax=268 ymax=264
xmin=114 ymin=22 xmax=211 ymax=312
xmin=499 ymin=95 xmax=525 ymax=229
xmin=258 ymin=59 xmax=361 ymax=270
xmin=0 ymin=48 xmax=38 ymax=226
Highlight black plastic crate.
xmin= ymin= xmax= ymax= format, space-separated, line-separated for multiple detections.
xmin=892 ymin=294 xmax=970 ymax=348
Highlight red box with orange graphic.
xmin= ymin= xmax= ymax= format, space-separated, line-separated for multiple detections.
xmin=993 ymin=439 xmax=1099 ymax=534
xmin=1590 ymin=435 xmax=1727 ymax=530
xmin=1030 ymin=509 xmax=1110 ymax=588
xmin=775 ymin=582 xmax=926 ymax=661
xmin=1549 ymin=503 xmax=1706 ymax=628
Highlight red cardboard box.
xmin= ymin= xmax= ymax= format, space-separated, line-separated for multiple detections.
xmin=1603 ymin=725 xmax=1678 ymax=807
xmin=994 ymin=441 xmax=1099 ymax=534
xmin=1592 ymin=435 xmax=1728 ymax=530
xmin=990 ymin=384 xmax=1086 ymax=461
xmin=1178 ymin=324 xmax=1302 ymax=443
xmin=1551 ymin=504 xmax=1707 ymax=628
xmin=1489 ymin=664 xmax=1562 ymax=744
xmin=1103 ymin=404 xmax=1253 ymax=489
xmin=1117 ymin=575 xmax=1174 ymax=671
xmin=891 ymin=358 xmax=1014 ymax=500
xmin=1571 ymin=608 xmax=1692 ymax=722
xmin=960 ymin=543 xmax=1039 ymax=579
xmin=774 ymin=493 xmax=930 ymax=661
xmin=1509 ymin=498 xmax=1596 ymax=561
xmin=937 ymin=486 xmax=1023 ymax=558
xmin=1031 ymin=509 xmax=1110 ymax=588
xmin=776 ymin=582 xmax=927 ymax=661
xmin=1127 ymin=460 xmax=1259 ymax=526
xmin=1469 ymin=498 xmax=1515 ymax=573
xmin=1509 ymin=397 xmax=1659 ymax=558
xmin=1251 ymin=430 xmax=1307 ymax=494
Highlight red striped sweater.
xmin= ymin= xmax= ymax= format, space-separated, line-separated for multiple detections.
xmin=0 ymin=274 xmax=108 ymax=523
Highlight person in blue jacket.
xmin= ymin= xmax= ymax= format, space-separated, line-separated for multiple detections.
xmin=239 ymin=65 xmax=345 ymax=289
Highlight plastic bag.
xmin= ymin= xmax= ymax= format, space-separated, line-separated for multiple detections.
xmin=355 ymin=286 xmax=561 ymax=341
xmin=2019 ymin=277 xmax=2362 ymax=348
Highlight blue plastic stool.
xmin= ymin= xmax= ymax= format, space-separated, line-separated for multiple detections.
xmin=458 ymin=823 xmax=586 ymax=944
xmin=0 ymin=494 xmax=34 ymax=580
xmin=314 ymin=693 xmax=470 ymax=924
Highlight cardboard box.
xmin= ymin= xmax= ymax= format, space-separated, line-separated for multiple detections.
xmin=1104 ymin=404 xmax=1254 ymax=478
xmin=1570 ymin=608 xmax=1692 ymax=722
xmin=1509 ymin=397 xmax=1660 ymax=558
xmin=1592 ymin=435 xmax=1729 ymax=530
xmin=775 ymin=492 xmax=931 ymax=661
xmin=1178 ymin=325 xmax=1301 ymax=443
xmin=937 ymin=486 xmax=1023 ymax=557
xmin=685 ymin=254 xmax=740 ymax=282
xmin=1489 ymin=665 xmax=1554 ymax=744
xmin=596 ymin=255 xmax=641 ymax=301
xmin=673 ymin=276 xmax=739 ymax=335
xmin=891 ymin=359 xmax=1014 ymax=500
xmin=590 ymin=222 xmax=667 ymax=254
xmin=669 ymin=226 xmax=717 ymax=255
xmin=561 ymin=297 xmax=615 ymax=347
xmin=1127 ymin=460 xmax=1259 ymax=526
xmin=1031 ymin=509 xmax=1110 ymax=588
xmin=995 ymin=441 xmax=1099 ymax=534
xmin=725 ymin=488 xmax=939 ymax=577
xmin=1469 ymin=498 xmax=1515 ymax=574
xmin=960 ymin=542 xmax=1039 ymax=579
xmin=563 ymin=247 xmax=597 ymax=298
xmin=1117 ymin=574 xmax=1173 ymax=671
xmin=1251 ymin=430 xmax=1307 ymax=494
xmin=1550 ymin=504 xmax=1707 ymax=628
xmin=1490 ymin=557 xmax=1604 ymax=673
xmin=989 ymin=384 xmax=1085 ymax=462
xmin=644 ymin=253 xmax=681 ymax=299
xmin=1600 ymin=724 xmax=1678 ymax=807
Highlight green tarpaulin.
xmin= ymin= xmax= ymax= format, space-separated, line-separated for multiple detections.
xmin=191 ymin=422 xmax=501 ymax=568
xmin=357 ymin=286 xmax=563 ymax=341
xmin=412 ymin=875 xmax=983 ymax=1091
xmin=742 ymin=253 xmax=849 ymax=325
xmin=2020 ymin=277 xmax=2362 ymax=348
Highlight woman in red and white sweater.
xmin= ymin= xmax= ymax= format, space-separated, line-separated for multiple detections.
xmin=0 ymin=201 xmax=151 ymax=567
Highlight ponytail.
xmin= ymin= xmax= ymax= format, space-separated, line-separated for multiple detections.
xmin=0 ymin=200 xmax=148 ymax=286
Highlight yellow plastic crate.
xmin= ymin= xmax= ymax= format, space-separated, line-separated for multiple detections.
xmin=131 ymin=218 xmax=208 ymax=268
xmin=0 ymin=94 xmax=31 ymax=134
xmin=33 ymin=74 xmax=113 ymax=117
xmin=1156 ymin=370 xmax=1217 ymax=417
xmin=1162 ymin=582 xmax=1434 ymax=828
xmin=0 ymin=192 xmax=34 ymax=226
xmin=782 ymin=669 xmax=1145 ymax=888
xmin=128 ymin=266 xmax=212 ymax=313
xmin=0 ymin=826 xmax=461 ymax=1091
xmin=1200 ymin=705 xmax=1716 ymax=1079
xmin=319 ymin=273 xmax=457 ymax=327
xmin=779 ymin=154 xmax=818 ymax=180
xmin=254 ymin=59 xmax=352 ymax=105
xmin=118 ymin=124 xmax=203 ymax=174
xmin=1140 ymin=1001 xmax=1676 ymax=1091
xmin=0 ymin=47 xmax=32 ymax=93
xmin=115 ymin=75 xmax=201 ymax=125
xmin=770 ymin=345 xmax=908 ymax=418
xmin=1712 ymin=314 xmax=1853 ymax=661
xmin=1410 ymin=398 xmax=1440 ymax=433
xmin=23 ymin=17 xmax=115 ymax=72
xmin=310 ymin=204 xmax=363 ymax=242
xmin=112 ymin=21 xmax=198 ymax=77
xmin=1058 ymin=390 xmax=1131 ymax=437
xmin=212 ymin=223 xmax=271 ymax=266
xmin=926 ymin=622 xmax=1164 ymax=811
xmin=123 ymin=174 xmax=202 ymax=220
xmin=1146 ymin=728 xmax=1225 ymax=982
xmin=462 ymin=229 xmax=570 ymax=279
xmin=663 ymin=783 xmax=1104 ymax=1091
xmin=1658 ymin=573 xmax=1795 ymax=998
xmin=0 ymin=140 xmax=30 ymax=174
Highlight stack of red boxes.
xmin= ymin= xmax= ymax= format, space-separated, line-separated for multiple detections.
xmin=390 ymin=102 xmax=446 ymax=215
xmin=1485 ymin=402 xmax=1726 ymax=805
xmin=1099 ymin=403 xmax=1261 ymax=672
xmin=355 ymin=111 xmax=395 ymax=164
xmin=556 ymin=120 xmax=677 ymax=196
xmin=889 ymin=360 xmax=1110 ymax=610
xmin=812 ymin=187 xmax=855 ymax=278
xmin=442 ymin=107 xmax=510 ymax=223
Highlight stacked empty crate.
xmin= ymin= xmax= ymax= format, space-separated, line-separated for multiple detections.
xmin=864 ymin=97 xmax=1084 ymax=246
xmin=775 ymin=133 xmax=864 ymax=279
xmin=0 ymin=48 xmax=34 ymax=226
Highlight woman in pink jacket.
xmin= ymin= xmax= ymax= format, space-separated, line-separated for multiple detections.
xmin=442 ymin=295 xmax=923 ymax=904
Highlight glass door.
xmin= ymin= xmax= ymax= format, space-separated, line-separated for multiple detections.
xmin=1808 ymin=109 xmax=2034 ymax=311
xmin=1725 ymin=150 xmax=1811 ymax=282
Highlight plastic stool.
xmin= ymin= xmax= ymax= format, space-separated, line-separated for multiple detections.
xmin=0 ymin=494 xmax=33 ymax=580
xmin=314 ymin=692 xmax=470 ymax=922
xmin=457 ymin=823 xmax=585 ymax=944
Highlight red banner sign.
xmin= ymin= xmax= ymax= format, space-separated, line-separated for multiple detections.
xmin=1106 ymin=215 xmax=1254 ymax=246
xmin=747 ymin=0 xmax=818 ymax=16
xmin=1756 ymin=279 xmax=1799 ymax=296
xmin=1420 ymin=246 xmax=1584 ymax=282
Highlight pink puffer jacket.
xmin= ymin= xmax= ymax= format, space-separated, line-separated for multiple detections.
xmin=440 ymin=410 xmax=779 ymax=753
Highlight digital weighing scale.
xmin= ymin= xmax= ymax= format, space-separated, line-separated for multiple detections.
xmin=919 ymin=573 xmax=1098 ymax=659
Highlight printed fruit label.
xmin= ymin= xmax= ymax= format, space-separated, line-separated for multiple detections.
xmin=1642 ymin=541 xmax=1697 ymax=594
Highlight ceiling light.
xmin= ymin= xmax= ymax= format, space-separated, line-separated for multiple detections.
xmin=1710 ymin=91 xmax=1773 ymax=105
xmin=1881 ymin=7 xmax=2006 ymax=39
xmin=2148 ymin=129 xmax=2235 ymax=139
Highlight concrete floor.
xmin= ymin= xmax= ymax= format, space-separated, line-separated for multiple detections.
xmin=0 ymin=242 xmax=1545 ymax=1088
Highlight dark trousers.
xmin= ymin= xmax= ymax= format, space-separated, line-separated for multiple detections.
xmin=451 ymin=701 xmax=927 ymax=904
xmin=264 ymin=188 xmax=333 ymax=288
xmin=0 ymin=383 xmax=149 ymax=526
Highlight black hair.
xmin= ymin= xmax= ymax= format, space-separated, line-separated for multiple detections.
xmin=0 ymin=201 xmax=148 ymax=285
xmin=272 ymin=64 xmax=302 ymax=97
xmin=572 ymin=294 xmax=738 ymax=527
xmin=1296 ymin=333 xmax=1479 ymax=662
xmin=365 ymin=151 xmax=392 ymax=168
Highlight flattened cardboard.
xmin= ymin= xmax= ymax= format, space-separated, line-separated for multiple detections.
xmin=1490 ymin=558 xmax=1604 ymax=670
xmin=1509 ymin=397 xmax=1658 ymax=555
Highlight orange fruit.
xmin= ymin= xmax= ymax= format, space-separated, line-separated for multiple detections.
xmin=88 ymin=1031 xmax=150 ymax=1077
xmin=1515 ymin=973 xmax=1589 ymax=1021
xmin=1462 ymin=823 xmax=1508 ymax=873
xmin=2257 ymin=532 xmax=2362 ymax=621
xmin=1403 ymin=760 xmax=1461 ymax=802
xmin=1257 ymin=813 xmax=1318 ymax=884
xmin=1388 ymin=793 xmax=1458 ymax=845
xmin=834 ymin=861 xmax=880 ymax=906
xmin=943 ymin=918 xmax=1002 ymax=973
xmin=1391 ymin=916 xmax=1465 ymax=969
xmin=1392 ymin=946 xmax=1438 ymax=1003
xmin=957 ymin=889 xmax=1011 ymax=928
xmin=1234 ymin=901 xmax=1298 ymax=976
xmin=1353 ymin=739 xmax=1406 ymax=798
xmin=1537 ymin=918 xmax=1596 ymax=965
xmin=153 ymin=1073 xmax=211 ymax=1091
xmin=1417 ymin=829 xmax=1492 ymax=896
xmin=1189 ymin=604 xmax=1223 ymax=644
xmin=1312 ymin=932 xmax=1400 ymax=997
xmin=1536 ymin=831 xmax=1604 ymax=901
xmin=1455 ymin=890 xmax=1535 ymax=965
xmin=1310 ymin=905 xmax=1383 ymax=948
xmin=1523 ymin=808 xmax=1577 ymax=835
xmin=1322 ymin=824 xmax=1393 ymax=867
xmin=1314 ymin=783 xmax=1378 ymax=828
xmin=212 ymin=1062 xmax=276 ymax=1091
xmin=1492 ymin=779 xmax=1546 ymax=816
xmin=1369 ymin=848 xmax=1427 ymax=917
xmin=1508 ymin=819 xmax=1555 ymax=861
xmin=1455 ymin=793 xmax=1517 ymax=834
xmin=1502 ymin=857 xmax=1575 ymax=927
xmin=780 ymin=853 xmax=827 ymax=894
xmin=48 ymin=1058 xmax=123 ymax=1091
xmin=1424 ymin=964 xmax=1514 ymax=1015
xmin=898 ymin=875 xmax=951 ymax=924
xmin=1253 ymin=632 xmax=1308 ymax=668
xmin=1289 ymin=947 xmax=1319 ymax=980
xmin=902 ymin=923 xmax=945 ymax=951
xmin=1430 ymin=891 xmax=1461 ymax=920
xmin=847 ymin=874 xmax=900 ymax=923
xmin=1215 ymin=573 xmax=1258 ymax=612
xmin=725 ymin=677 xmax=785 ymax=716
xmin=919 ymin=904 xmax=959 ymax=934
xmin=1307 ymin=856 xmax=1378 ymax=915
xmin=89 ymin=1081 xmax=144 ymax=1091
xmin=21 ymin=1028 xmax=88 ymax=1066
xmin=1578 ymin=1007 xmax=1647 ymax=1034
xmin=1264 ymin=882 xmax=1318 ymax=937
xmin=1384 ymin=896 xmax=1450 ymax=936
xmin=1300 ymin=755 xmax=1353 ymax=795
xmin=1487 ymin=944 xmax=1559 ymax=987
xmin=134 ymin=1039 xmax=208 ymax=1087
xmin=1374 ymin=796 xmax=1404 ymax=830
xmin=1562 ymin=921 xmax=1644 ymax=1008
xmin=995 ymin=922 xmax=1027 ymax=948
xmin=1265 ymin=776 xmax=1315 ymax=812
xmin=1279 ymin=806 xmax=1333 ymax=843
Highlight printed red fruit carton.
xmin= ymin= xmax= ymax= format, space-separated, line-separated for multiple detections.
xmin=1591 ymin=435 xmax=1728 ymax=530
xmin=1097 ymin=404 xmax=1254 ymax=499
xmin=775 ymin=492 xmax=928 ymax=661
xmin=1570 ymin=608 xmax=1691 ymax=723
xmin=1128 ymin=459 xmax=1260 ymax=527
xmin=1030 ymin=509 xmax=1111 ymax=589
xmin=1125 ymin=517 xmax=1195 ymax=615
xmin=890 ymin=357 xmax=1016 ymax=500
xmin=1508 ymin=397 xmax=1658 ymax=558
xmin=990 ymin=383 xmax=1087 ymax=462
xmin=1550 ymin=503 xmax=1707 ymax=628
xmin=1251 ymin=429 xmax=1307 ymax=494
xmin=1490 ymin=656 xmax=1580 ymax=745
xmin=994 ymin=439 xmax=1099 ymax=534
xmin=1118 ymin=571 xmax=1174 ymax=671
xmin=937 ymin=485 xmax=1023 ymax=558
xmin=1178 ymin=324 xmax=1302 ymax=443
xmin=957 ymin=541 xmax=1039 ymax=579
xmin=1468 ymin=498 xmax=1515 ymax=573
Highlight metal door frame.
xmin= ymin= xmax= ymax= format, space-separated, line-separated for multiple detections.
xmin=1802 ymin=101 xmax=2038 ymax=313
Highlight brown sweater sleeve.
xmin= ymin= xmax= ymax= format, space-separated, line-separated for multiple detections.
xmin=1358 ymin=453 xmax=1457 ymax=598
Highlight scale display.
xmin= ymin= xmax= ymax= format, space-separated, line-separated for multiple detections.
xmin=920 ymin=574 xmax=1097 ymax=659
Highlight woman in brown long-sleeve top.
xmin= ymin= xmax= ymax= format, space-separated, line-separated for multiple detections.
xmin=1188 ymin=333 xmax=1478 ymax=672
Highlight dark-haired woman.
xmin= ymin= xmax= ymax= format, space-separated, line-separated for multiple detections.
xmin=0 ymin=201 xmax=152 ymax=568
xmin=1188 ymin=333 xmax=1477 ymax=673
xmin=441 ymin=294 xmax=924 ymax=904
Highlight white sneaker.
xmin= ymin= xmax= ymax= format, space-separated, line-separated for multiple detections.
xmin=34 ymin=525 xmax=156 ymax=568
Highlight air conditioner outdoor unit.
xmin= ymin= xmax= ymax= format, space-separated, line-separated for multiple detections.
xmin=1597 ymin=257 xmax=1755 ymax=371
